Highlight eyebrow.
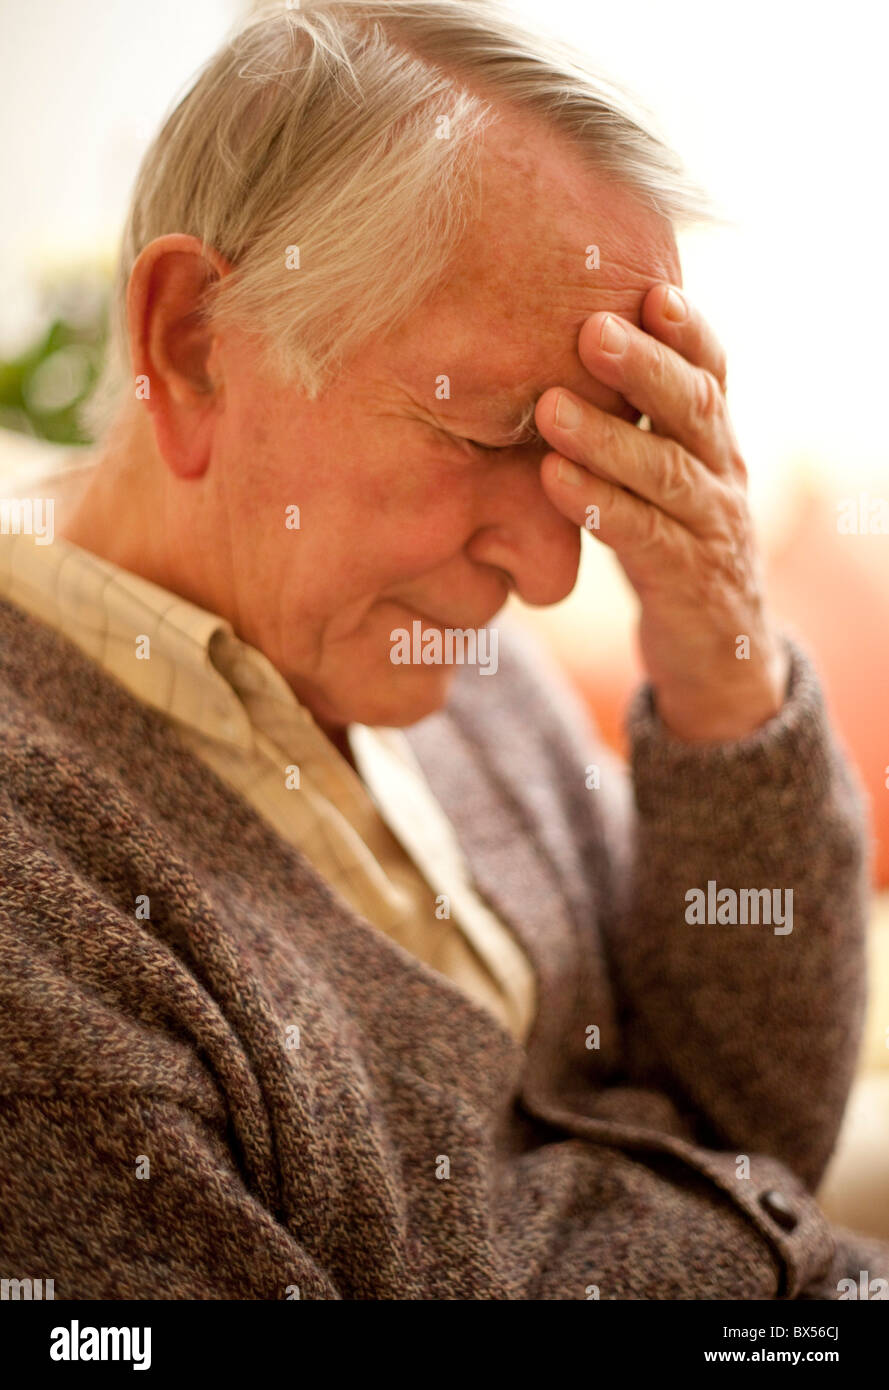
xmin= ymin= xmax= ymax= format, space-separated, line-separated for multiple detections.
xmin=495 ymin=397 xmax=545 ymax=447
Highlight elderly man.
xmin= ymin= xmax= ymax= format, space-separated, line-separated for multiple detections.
xmin=0 ymin=0 xmax=886 ymax=1301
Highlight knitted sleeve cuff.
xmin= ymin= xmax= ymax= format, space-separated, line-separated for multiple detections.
xmin=625 ymin=631 xmax=851 ymax=841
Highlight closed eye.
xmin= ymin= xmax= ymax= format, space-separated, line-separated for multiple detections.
xmin=464 ymin=429 xmax=544 ymax=453
xmin=466 ymin=439 xmax=508 ymax=453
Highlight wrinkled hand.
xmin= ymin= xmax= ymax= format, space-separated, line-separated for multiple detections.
xmin=535 ymin=284 xmax=790 ymax=742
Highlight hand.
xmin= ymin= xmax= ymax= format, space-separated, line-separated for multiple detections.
xmin=535 ymin=284 xmax=790 ymax=742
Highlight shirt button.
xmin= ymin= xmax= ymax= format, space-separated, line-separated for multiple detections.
xmin=759 ymin=1189 xmax=798 ymax=1232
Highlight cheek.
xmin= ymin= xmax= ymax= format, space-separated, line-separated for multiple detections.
xmin=333 ymin=442 xmax=476 ymax=581
xmin=227 ymin=382 xmax=472 ymax=584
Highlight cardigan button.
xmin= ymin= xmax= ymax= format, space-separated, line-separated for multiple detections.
xmin=759 ymin=1189 xmax=798 ymax=1232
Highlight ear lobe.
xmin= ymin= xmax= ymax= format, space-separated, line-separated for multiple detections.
xmin=127 ymin=234 xmax=233 ymax=480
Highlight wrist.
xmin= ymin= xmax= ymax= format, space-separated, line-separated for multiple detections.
xmin=654 ymin=644 xmax=791 ymax=743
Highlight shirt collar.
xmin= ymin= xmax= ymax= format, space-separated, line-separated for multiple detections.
xmin=0 ymin=456 xmax=301 ymax=754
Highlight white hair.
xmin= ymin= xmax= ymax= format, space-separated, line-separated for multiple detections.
xmin=80 ymin=0 xmax=723 ymax=442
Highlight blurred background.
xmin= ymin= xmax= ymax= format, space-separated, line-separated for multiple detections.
xmin=1 ymin=0 xmax=886 ymax=1234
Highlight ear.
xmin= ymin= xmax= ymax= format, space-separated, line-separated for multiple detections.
xmin=126 ymin=234 xmax=233 ymax=480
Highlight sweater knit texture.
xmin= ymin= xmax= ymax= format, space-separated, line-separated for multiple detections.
xmin=0 ymin=593 xmax=886 ymax=1300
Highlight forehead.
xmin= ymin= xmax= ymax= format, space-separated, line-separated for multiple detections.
xmin=382 ymin=109 xmax=681 ymax=414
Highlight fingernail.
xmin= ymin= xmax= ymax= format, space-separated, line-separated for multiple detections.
xmin=663 ymin=287 xmax=687 ymax=322
xmin=556 ymin=456 xmax=584 ymax=486
xmin=555 ymin=392 xmax=582 ymax=429
xmin=599 ymin=315 xmax=627 ymax=353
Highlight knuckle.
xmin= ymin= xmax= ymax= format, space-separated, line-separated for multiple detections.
xmin=727 ymin=437 xmax=749 ymax=482
xmin=648 ymin=337 xmax=670 ymax=390
xmin=713 ymin=348 xmax=729 ymax=393
xmin=658 ymin=438 xmax=692 ymax=502
xmin=639 ymin=500 xmax=669 ymax=552
xmin=691 ymin=367 xmax=725 ymax=431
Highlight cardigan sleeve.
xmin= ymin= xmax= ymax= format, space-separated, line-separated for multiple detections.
xmin=597 ymin=630 xmax=871 ymax=1192
xmin=0 ymin=1092 xmax=340 ymax=1300
xmin=484 ymin=617 xmax=870 ymax=1195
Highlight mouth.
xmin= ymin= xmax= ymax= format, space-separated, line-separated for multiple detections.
xmin=407 ymin=604 xmax=499 ymax=631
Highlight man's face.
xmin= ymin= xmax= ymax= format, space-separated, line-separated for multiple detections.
xmin=208 ymin=111 xmax=681 ymax=731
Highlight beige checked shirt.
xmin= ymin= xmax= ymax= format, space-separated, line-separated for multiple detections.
xmin=0 ymin=441 xmax=537 ymax=1043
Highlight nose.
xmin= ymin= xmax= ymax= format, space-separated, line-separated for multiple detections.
xmin=464 ymin=454 xmax=582 ymax=607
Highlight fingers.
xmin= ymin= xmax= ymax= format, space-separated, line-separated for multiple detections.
xmin=538 ymin=447 xmax=698 ymax=582
xmin=639 ymin=283 xmax=728 ymax=391
xmin=568 ymin=297 xmax=744 ymax=478
xmin=534 ymin=388 xmax=736 ymax=534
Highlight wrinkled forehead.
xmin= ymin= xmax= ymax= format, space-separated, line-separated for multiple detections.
xmin=389 ymin=119 xmax=681 ymax=406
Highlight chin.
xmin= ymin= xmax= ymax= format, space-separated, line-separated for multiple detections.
xmin=328 ymin=665 xmax=459 ymax=730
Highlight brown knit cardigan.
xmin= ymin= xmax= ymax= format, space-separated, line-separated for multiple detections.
xmin=0 ymin=594 xmax=886 ymax=1300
